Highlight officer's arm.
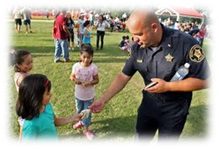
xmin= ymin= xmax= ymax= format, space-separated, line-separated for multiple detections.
xmin=146 ymin=78 xmax=208 ymax=93
xmin=99 ymin=72 xmax=132 ymax=104
xmin=167 ymin=78 xmax=208 ymax=92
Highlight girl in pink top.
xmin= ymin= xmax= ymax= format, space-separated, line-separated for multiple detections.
xmin=70 ymin=44 xmax=99 ymax=140
xmin=12 ymin=50 xmax=33 ymax=92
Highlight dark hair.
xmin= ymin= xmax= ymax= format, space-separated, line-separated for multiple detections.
xmin=80 ymin=44 xmax=94 ymax=64
xmin=11 ymin=50 xmax=31 ymax=72
xmin=16 ymin=74 xmax=51 ymax=120
xmin=99 ymin=14 xmax=105 ymax=21
xmin=83 ymin=20 xmax=90 ymax=28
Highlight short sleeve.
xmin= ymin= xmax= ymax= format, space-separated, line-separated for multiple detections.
xmin=122 ymin=45 xmax=137 ymax=76
xmin=45 ymin=103 xmax=55 ymax=115
xmin=186 ymin=44 xmax=210 ymax=80
xmin=72 ymin=63 xmax=78 ymax=74
xmin=92 ymin=64 xmax=98 ymax=76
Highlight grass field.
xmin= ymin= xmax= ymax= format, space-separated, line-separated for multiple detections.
xmin=9 ymin=20 xmax=209 ymax=140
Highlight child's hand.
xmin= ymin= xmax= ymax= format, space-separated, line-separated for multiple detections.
xmin=80 ymin=109 xmax=91 ymax=120
xmin=69 ymin=75 xmax=74 ymax=81
xmin=72 ymin=113 xmax=83 ymax=122
xmin=75 ymin=79 xmax=82 ymax=85
xmin=82 ymin=81 xmax=91 ymax=87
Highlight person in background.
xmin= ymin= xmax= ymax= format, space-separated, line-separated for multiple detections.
xmin=77 ymin=15 xmax=85 ymax=48
xmin=95 ymin=14 xmax=110 ymax=50
xmin=22 ymin=7 xmax=32 ymax=34
xmin=119 ymin=35 xmax=130 ymax=52
xmin=66 ymin=11 xmax=75 ymax=50
xmin=13 ymin=7 xmax=23 ymax=33
xmin=82 ymin=20 xmax=91 ymax=45
xmin=193 ymin=23 xmax=207 ymax=47
xmin=53 ymin=10 xmax=71 ymax=63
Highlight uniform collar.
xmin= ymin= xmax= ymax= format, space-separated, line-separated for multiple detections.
xmin=159 ymin=23 xmax=176 ymax=49
xmin=146 ymin=24 xmax=174 ymax=52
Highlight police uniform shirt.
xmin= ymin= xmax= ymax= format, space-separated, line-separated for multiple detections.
xmin=122 ymin=24 xmax=209 ymax=100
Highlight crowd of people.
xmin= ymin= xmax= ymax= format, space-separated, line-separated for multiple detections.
xmin=160 ymin=17 xmax=208 ymax=47
xmin=51 ymin=9 xmax=129 ymax=62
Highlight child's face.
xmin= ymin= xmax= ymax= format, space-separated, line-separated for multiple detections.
xmin=18 ymin=54 xmax=33 ymax=73
xmin=42 ymin=88 xmax=52 ymax=105
xmin=80 ymin=52 xmax=93 ymax=67
xmin=66 ymin=13 xmax=71 ymax=18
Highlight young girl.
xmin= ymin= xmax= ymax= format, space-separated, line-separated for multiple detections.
xmin=12 ymin=50 xmax=33 ymax=92
xmin=70 ymin=44 xmax=99 ymax=140
xmin=95 ymin=15 xmax=110 ymax=50
xmin=16 ymin=74 xmax=82 ymax=139
xmin=66 ymin=11 xmax=75 ymax=50
xmin=82 ymin=20 xmax=91 ymax=45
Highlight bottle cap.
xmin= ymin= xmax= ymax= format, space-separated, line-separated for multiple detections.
xmin=184 ymin=63 xmax=190 ymax=68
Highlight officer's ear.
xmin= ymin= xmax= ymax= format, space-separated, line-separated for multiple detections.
xmin=151 ymin=23 xmax=158 ymax=32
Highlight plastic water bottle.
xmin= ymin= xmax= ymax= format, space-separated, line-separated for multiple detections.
xmin=170 ymin=63 xmax=190 ymax=81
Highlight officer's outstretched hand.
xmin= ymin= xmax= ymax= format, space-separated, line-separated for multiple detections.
xmin=144 ymin=78 xmax=169 ymax=93
xmin=89 ymin=99 xmax=105 ymax=113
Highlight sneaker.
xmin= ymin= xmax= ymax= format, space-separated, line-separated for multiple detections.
xmin=83 ymin=130 xmax=95 ymax=140
xmin=73 ymin=121 xmax=84 ymax=129
xmin=54 ymin=59 xmax=62 ymax=63
xmin=64 ymin=59 xmax=71 ymax=63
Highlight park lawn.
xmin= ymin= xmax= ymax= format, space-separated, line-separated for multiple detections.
xmin=9 ymin=20 xmax=209 ymax=140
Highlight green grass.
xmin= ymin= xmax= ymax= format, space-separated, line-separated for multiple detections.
xmin=9 ymin=20 xmax=209 ymax=140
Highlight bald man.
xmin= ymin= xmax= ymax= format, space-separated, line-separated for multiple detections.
xmin=89 ymin=10 xmax=209 ymax=140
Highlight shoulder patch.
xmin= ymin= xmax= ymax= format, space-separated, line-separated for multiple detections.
xmin=189 ymin=45 xmax=205 ymax=62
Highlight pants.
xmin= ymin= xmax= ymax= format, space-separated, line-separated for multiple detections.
xmin=96 ymin=30 xmax=105 ymax=49
xmin=54 ymin=39 xmax=69 ymax=61
xmin=136 ymin=91 xmax=191 ymax=140
xmin=75 ymin=98 xmax=94 ymax=127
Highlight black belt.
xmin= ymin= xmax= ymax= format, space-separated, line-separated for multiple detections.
xmin=142 ymin=90 xmax=192 ymax=103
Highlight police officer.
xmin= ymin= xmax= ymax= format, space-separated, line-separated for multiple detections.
xmin=89 ymin=9 xmax=209 ymax=140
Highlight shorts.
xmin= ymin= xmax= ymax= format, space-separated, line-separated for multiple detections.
xmin=15 ymin=18 xmax=22 ymax=25
xmin=24 ymin=19 xmax=31 ymax=25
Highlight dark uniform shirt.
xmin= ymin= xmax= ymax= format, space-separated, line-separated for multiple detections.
xmin=122 ymin=24 xmax=209 ymax=102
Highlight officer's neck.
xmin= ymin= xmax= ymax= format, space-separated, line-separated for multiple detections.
xmin=149 ymin=46 xmax=161 ymax=52
xmin=151 ymin=24 xmax=163 ymax=48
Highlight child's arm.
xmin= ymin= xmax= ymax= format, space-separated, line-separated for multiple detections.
xmin=90 ymin=74 xmax=99 ymax=85
xmin=17 ymin=75 xmax=26 ymax=87
xmin=54 ymin=113 xmax=82 ymax=126
xmin=82 ymin=74 xmax=99 ymax=87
